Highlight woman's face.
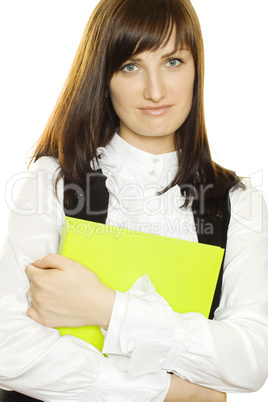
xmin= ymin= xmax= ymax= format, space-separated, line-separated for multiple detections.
xmin=109 ymin=31 xmax=195 ymax=154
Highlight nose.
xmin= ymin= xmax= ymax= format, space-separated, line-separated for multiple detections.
xmin=143 ymin=71 xmax=166 ymax=103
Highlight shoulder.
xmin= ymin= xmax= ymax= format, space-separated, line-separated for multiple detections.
xmin=8 ymin=156 xmax=63 ymax=211
xmin=29 ymin=156 xmax=60 ymax=175
xmin=28 ymin=156 xmax=62 ymax=189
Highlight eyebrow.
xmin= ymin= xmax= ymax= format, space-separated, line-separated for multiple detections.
xmin=161 ymin=49 xmax=189 ymax=59
xmin=128 ymin=49 xmax=189 ymax=63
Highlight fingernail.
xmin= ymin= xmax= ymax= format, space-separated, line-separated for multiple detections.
xmin=33 ymin=258 xmax=41 ymax=264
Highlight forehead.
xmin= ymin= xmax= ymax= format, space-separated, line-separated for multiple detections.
xmin=132 ymin=30 xmax=190 ymax=60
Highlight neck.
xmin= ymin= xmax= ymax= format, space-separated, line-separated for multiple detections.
xmin=119 ymin=131 xmax=176 ymax=155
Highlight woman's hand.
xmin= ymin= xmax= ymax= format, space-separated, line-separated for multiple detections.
xmin=25 ymin=254 xmax=115 ymax=329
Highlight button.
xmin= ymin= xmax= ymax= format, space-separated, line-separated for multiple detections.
xmin=148 ymin=170 xmax=156 ymax=176
xmin=153 ymin=158 xmax=160 ymax=165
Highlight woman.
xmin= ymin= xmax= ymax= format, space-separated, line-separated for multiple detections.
xmin=0 ymin=0 xmax=267 ymax=400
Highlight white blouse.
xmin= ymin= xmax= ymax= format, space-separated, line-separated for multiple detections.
xmin=0 ymin=134 xmax=268 ymax=401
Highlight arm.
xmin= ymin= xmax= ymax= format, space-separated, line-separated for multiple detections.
xmin=0 ymin=157 xmax=170 ymax=401
xmin=25 ymin=255 xmax=226 ymax=401
xmin=1 ymin=157 xmax=226 ymax=401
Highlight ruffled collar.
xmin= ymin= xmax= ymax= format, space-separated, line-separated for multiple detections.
xmin=96 ymin=133 xmax=178 ymax=174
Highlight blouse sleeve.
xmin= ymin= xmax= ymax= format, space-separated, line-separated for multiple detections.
xmin=102 ymin=180 xmax=268 ymax=393
xmin=0 ymin=157 xmax=169 ymax=401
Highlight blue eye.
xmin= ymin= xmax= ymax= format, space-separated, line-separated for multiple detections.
xmin=166 ymin=58 xmax=183 ymax=67
xmin=122 ymin=63 xmax=138 ymax=72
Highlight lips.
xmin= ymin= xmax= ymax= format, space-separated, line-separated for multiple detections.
xmin=139 ymin=105 xmax=173 ymax=116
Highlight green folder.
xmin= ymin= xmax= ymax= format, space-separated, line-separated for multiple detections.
xmin=58 ymin=216 xmax=224 ymax=351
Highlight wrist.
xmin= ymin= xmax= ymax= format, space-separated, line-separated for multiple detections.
xmin=99 ymin=285 xmax=116 ymax=330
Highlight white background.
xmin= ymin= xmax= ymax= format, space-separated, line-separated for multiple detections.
xmin=0 ymin=1 xmax=267 ymax=400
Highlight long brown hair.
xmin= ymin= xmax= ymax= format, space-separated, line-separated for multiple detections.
xmin=31 ymin=0 xmax=242 ymax=212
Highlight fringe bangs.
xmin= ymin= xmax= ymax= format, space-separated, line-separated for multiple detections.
xmin=105 ymin=0 xmax=196 ymax=79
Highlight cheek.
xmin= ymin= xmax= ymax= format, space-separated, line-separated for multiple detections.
xmin=109 ymin=96 xmax=128 ymax=127
xmin=110 ymin=83 xmax=127 ymax=115
xmin=176 ymin=74 xmax=195 ymax=110
xmin=186 ymin=84 xmax=194 ymax=109
xmin=109 ymin=82 xmax=138 ymax=123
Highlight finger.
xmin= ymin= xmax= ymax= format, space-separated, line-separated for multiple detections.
xmin=31 ymin=253 xmax=73 ymax=271
xmin=25 ymin=263 xmax=36 ymax=279
xmin=25 ymin=254 xmax=63 ymax=278
xmin=25 ymin=262 xmax=43 ymax=280
xmin=27 ymin=306 xmax=43 ymax=324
